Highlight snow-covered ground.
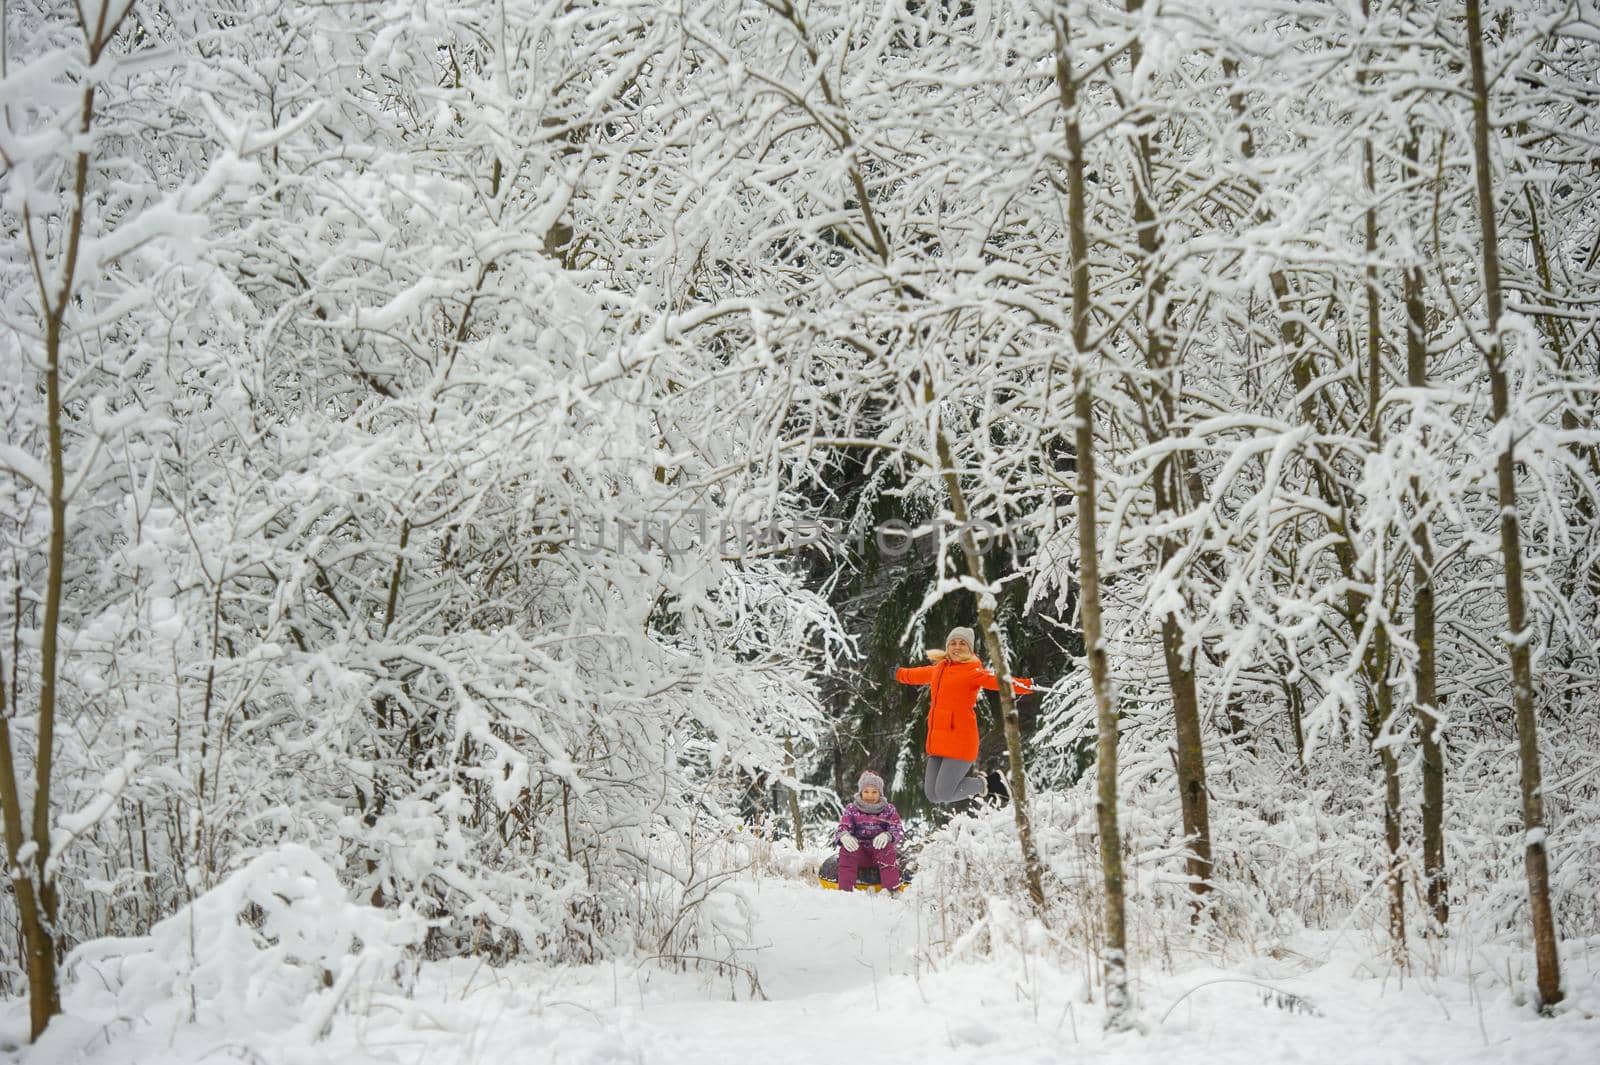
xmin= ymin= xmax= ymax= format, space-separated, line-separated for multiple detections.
xmin=11 ymin=873 xmax=1600 ymax=1064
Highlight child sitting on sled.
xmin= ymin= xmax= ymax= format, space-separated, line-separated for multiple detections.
xmin=834 ymin=770 xmax=905 ymax=893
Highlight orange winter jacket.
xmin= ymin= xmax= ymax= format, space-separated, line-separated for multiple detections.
xmin=895 ymin=659 xmax=1034 ymax=762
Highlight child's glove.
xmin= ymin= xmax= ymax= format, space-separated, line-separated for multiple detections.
xmin=839 ymin=833 xmax=860 ymax=852
xmin=872 ymin=832 xmax=891 ymax=849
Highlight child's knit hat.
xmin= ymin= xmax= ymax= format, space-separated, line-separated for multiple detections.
xmin=857 ymin=770 xmax=885 ymax=794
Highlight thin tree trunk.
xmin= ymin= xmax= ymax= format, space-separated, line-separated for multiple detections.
xmin=1 ymin=7 xmax=134 ymax=1036
xmin=1361 ymin=107 xmax=1407 ymax=963
xmin=783 ymin=737 xmax=805 ymax=849
xmin=1285 ymin=680 xmax=1306 ymax=770
xmin=0 ymin=670 xmax=58 ymax=1036
xmin=1055 ymin=13 xmax=1131 ymax=1028
xmin=1125 ymin=0 xmax=1211 ymax=910
xmin=1465 ymin=0 xmax=1562 ymax=1010
xmin=7 ymin=91 xmax=93 ymax=1055
xmin=21 ymin=302 xmax=68 ymax=1040
xmin=1403 ymin=130 xmax=1447 ymax=928
xmin=365 ymin=519 xmax=411 ymax=905
xmin=1375 ymin=660 xmax=1407 ymax=958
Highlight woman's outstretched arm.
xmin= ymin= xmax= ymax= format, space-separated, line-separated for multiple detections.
xmin=895 ymin=664 xmax=937 ymax=685
xmin=977 ymin=668 xmax=1034 ymax=695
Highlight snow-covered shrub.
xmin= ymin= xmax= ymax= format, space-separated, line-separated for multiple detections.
xmin=62 ymin=845 xmax=421 ymax=1039
xmin=912 ymin=794 xmax=1100 ymax=960
xmin=740 ymin=829 xmax=826 ymax=883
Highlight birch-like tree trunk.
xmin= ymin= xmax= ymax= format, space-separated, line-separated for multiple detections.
xmin=1359 ymin=52 xmax=1407 ymax=957
xmin=1464 ymin=0 xmax=1563 ymax=1010
xmin=1402 ymin=129 xmax=1448 ymax=929
xmin=1055 ymin=10 xmax=1130 ymax=1029
xmin=784 ymin=737 xmax=805 ymax=850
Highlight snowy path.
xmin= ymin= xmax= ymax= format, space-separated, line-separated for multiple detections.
xmin=742 ymin=877 xmax=920 ymax=998
xmin=629 ymin=879 xmax=927 ymax=1060
xmin=390 ymin=879 xmax=945 ymax=1065
xmin=340 ymin=878 xmax=1058 ymax=1065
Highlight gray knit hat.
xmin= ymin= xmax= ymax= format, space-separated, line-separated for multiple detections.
xmin=946 ymin=626 xmax=976 ymax=648
xmin=857 ymin=769 xmax=885 ymax=794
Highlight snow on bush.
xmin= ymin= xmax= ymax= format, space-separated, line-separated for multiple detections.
xmin=62 ymin=845 xmax=422 ymax=1040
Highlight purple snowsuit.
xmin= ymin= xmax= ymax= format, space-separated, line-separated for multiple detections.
xmin=834 ymin=800 xmax=905 ymax=892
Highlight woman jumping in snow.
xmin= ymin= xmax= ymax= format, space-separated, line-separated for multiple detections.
xmin=833 ymin=770 xmax=905 ymax=892
xmin=895 ymin=626 xmax=1033 ymax=804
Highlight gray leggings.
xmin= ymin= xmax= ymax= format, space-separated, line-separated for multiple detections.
xmin=923 ymin=755 xmax=982 ymax=804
